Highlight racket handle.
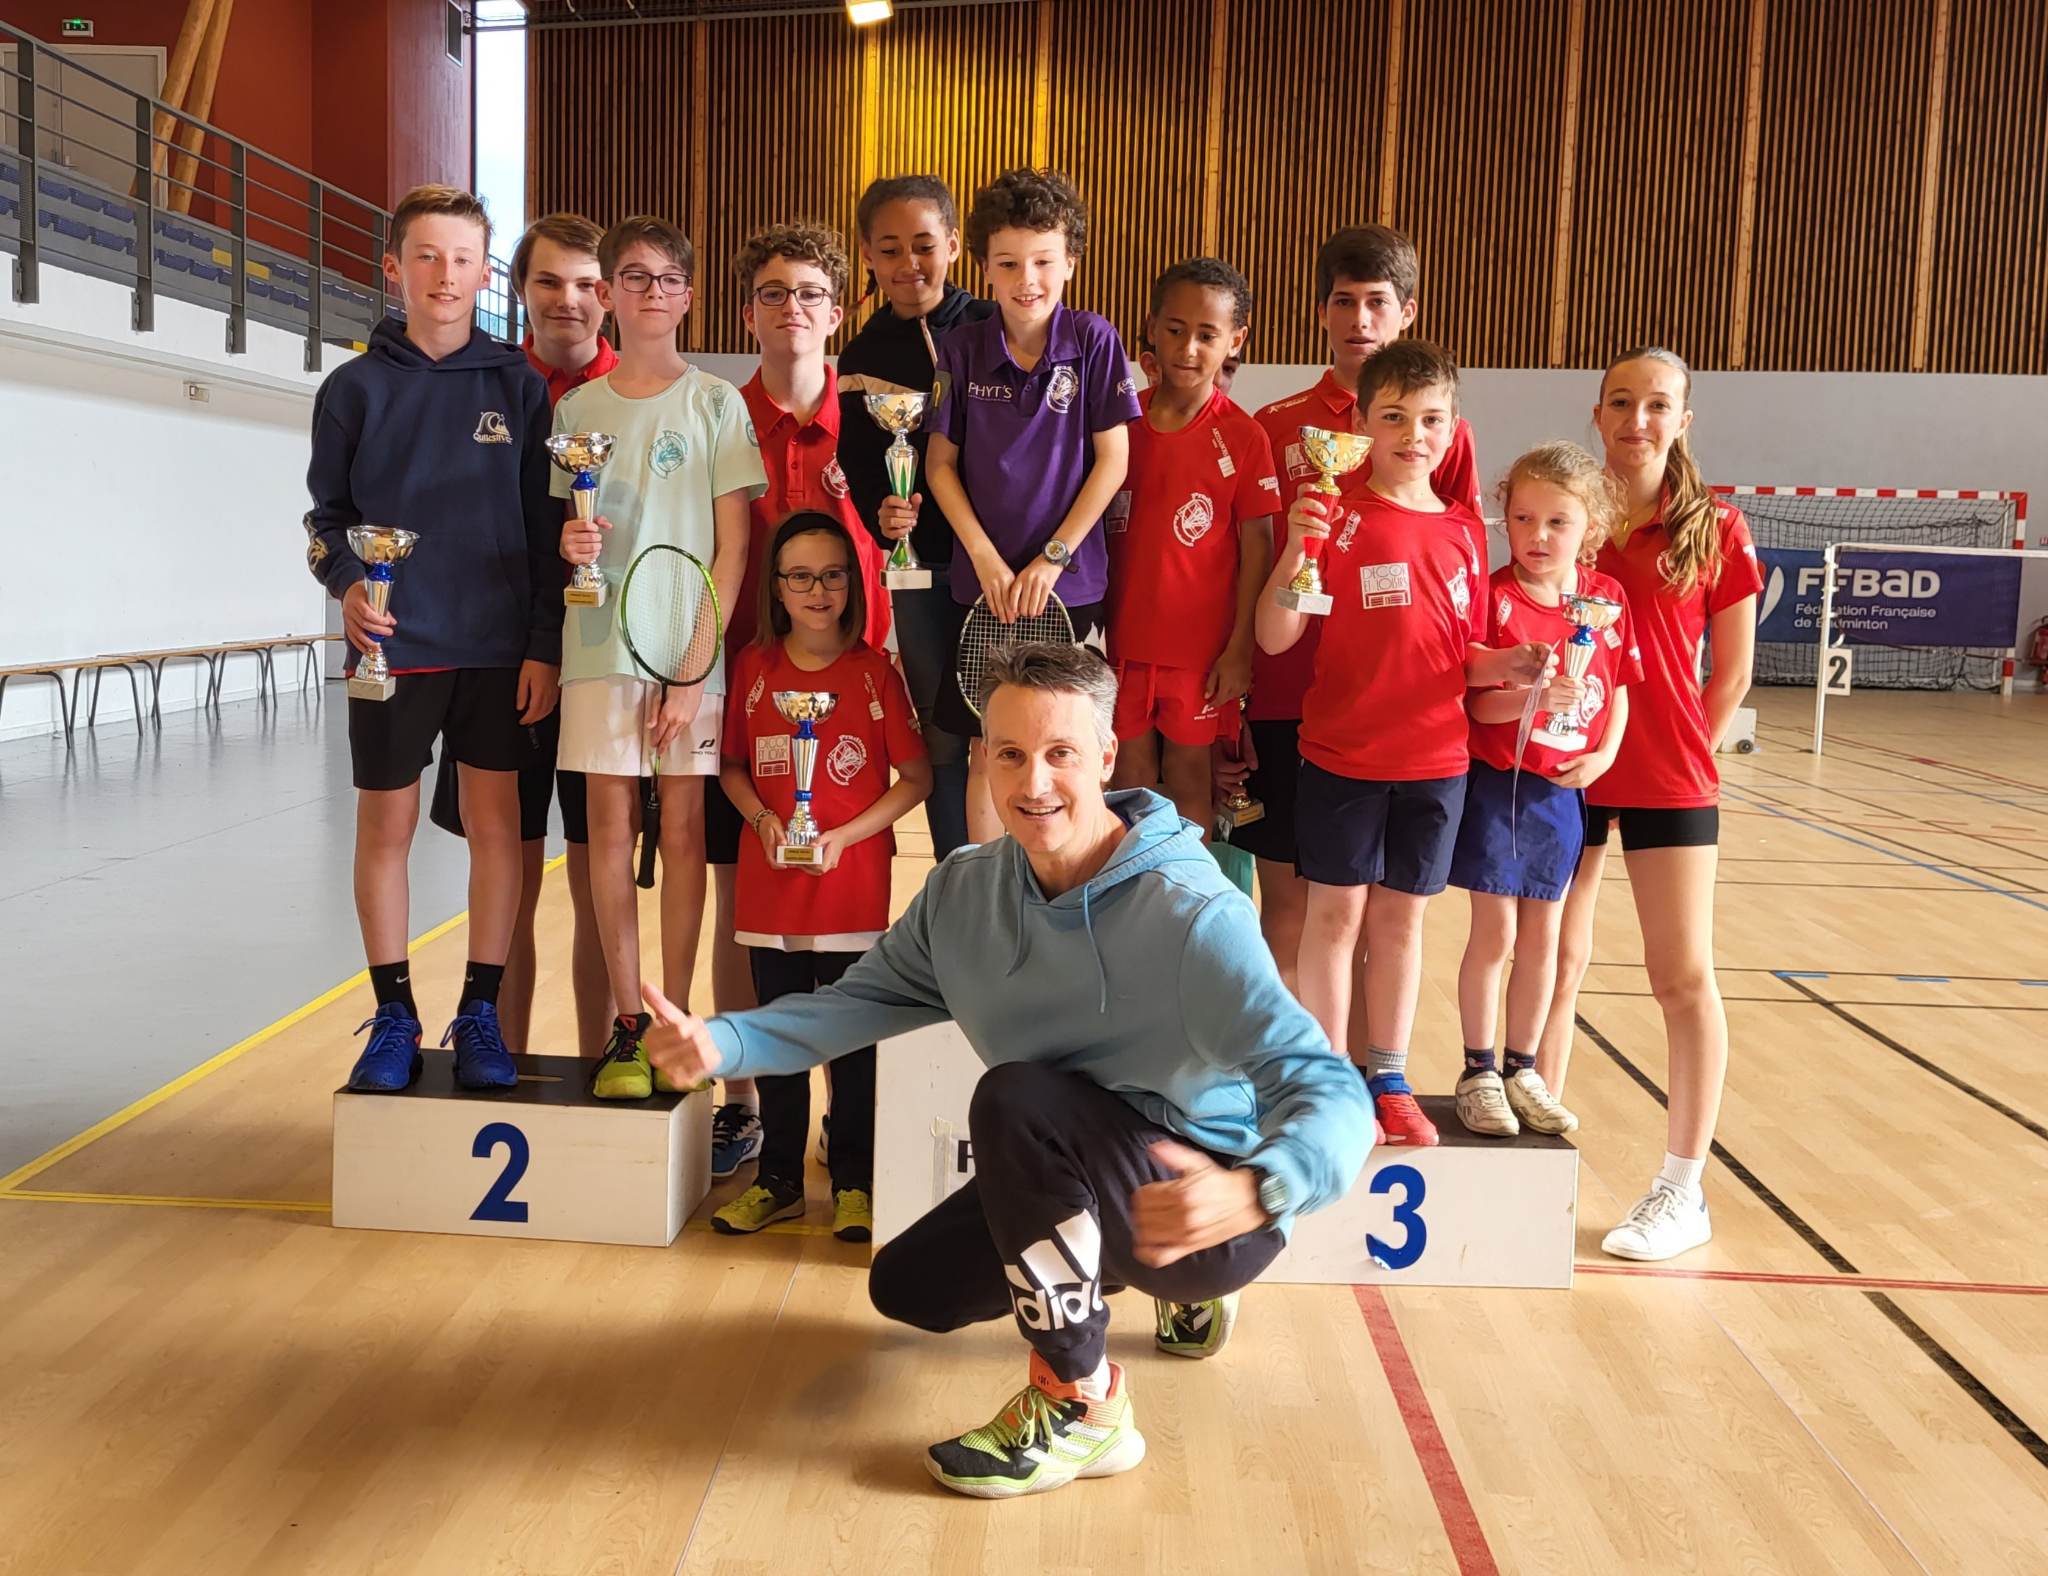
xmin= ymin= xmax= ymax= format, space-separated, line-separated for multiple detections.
xmin=636 ymin=779 xmax=660 ymax=889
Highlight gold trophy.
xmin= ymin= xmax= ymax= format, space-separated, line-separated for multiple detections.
xmin=864 ymin=391 xmax=932 ymax=590
xmin=546 ymin=432 xmax=616 ymax=608
xmin=771 ymin=691 xmax=839 ymax=867
xmin=345 ymin=524 xmax=419 ymax=702
xmin=1275 ymin=425 xmax=1373 ymax=616
xmin=1538 ymin=593 xmax=1625 ymax=750
xmin=1220 ymin=698 xmax=1263 ymax=827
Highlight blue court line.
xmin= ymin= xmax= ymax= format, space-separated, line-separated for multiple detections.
xmin=1897 ymin=975 xmax=1952 ymax=984
xmin=1724 ymin=784 xmax=2048 ymax=918
xmin=2025 ymin=981 xmax=2048 ymax=989
xmin=1776 ymin=970 xmax=1830 ymax=979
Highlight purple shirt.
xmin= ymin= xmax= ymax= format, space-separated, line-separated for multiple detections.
xmin=932 ymin=304 xmax=1141 ymax=607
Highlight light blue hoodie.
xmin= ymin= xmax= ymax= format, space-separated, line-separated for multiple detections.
xmin=706 ymin=789 xmax=1372 ymax=1233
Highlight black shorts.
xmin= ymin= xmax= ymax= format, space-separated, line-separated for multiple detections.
xmin=1227 ymin=717 xmax=1303 ymax=865
xmin=704 ymin=772 xmax=744 ymax=866
xmin=1294 ymin=761 xmax=1468 ymax=894
xmin=1584 ymin=803 xmax=1720 ymax=851
xmin=348 ymin=668 xmax=526 ymax=792
xmin=427 ymin=706 xmax=586 ymax=843
xmin=932 ymin=597 xmax=1108 ymax=739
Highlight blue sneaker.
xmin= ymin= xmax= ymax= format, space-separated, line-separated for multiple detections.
xmin=442 ymin=1000 xmax=518 ymax=1090
xmin=710 ymin=1102 xmax=763 ymax=1179
xmin=347 ymin=1002 xmax=423 ymax=1092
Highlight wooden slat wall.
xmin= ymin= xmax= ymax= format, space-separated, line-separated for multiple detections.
xmin=525 ymin=0 xmax=2045 ymax=372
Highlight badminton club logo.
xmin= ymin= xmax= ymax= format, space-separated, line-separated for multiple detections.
xmin=650 ymin=431 xmax=688 ymax=476
xmin=825 ymin=734 xmax=868 ymax=788
xmin=1579 ymin=674 xmax=1608 ymax=724
xmin=823 ymin=458 xmax=850 ymax=498
xmin=1174 ymin=492 xmax=1216 ymax=547
xmin=1447 ymin=565 xmax=1471 ymax=622
xmin=1045 ymin=364 xmax=1079 ymax=414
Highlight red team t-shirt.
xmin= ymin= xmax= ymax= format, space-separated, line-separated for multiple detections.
xmin=1249 ymin=371 xmax=1485 ymax=721
xmin=1297 ymin=489 xmax=1488 ymax=782
xmin=1467 ymin=565 xmax=1644 ymax=774
xmin=1107 ymin=387 xmax=1282 ymax=671
xmin=722 ymin=641 xmax=925 ymax=943
xmin=1587 ymin=499 xmax=1764 ymax=810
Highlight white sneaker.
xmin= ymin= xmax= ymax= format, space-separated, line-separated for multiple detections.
xmin=1454 ymin=1069 xmax=1519 ymax=1137
xmin=1601 ymin=1183 xmax=1712 ymax=1261
xmin=1504 ymin=1068 xmax=1579 ymax=1135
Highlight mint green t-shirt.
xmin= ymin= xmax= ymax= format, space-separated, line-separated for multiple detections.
xmin=551 ymin=365 xmax=768 ymax=691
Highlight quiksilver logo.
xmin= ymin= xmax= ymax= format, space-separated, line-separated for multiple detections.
xmin=473 ymin=411 xmax=511 ymax=444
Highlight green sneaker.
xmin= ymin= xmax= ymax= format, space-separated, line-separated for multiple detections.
xmin=712 ymin=1181 xmax=806 ymax=1235
xmin=832 ymin=1188 xmax=873 ymax=1242
xmin=1154 ymin=1291 xmax=1239 ymax=1359
xmin=591 ymin=1015 xmax=652 ymax=1101
xmin=926 ymin=1354 xmax=1145 ymax=1499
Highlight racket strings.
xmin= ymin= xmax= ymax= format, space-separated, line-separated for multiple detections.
xmin=623 ymin=547 xmax=721 ymax=687
xmin=956 ymin=601 xmax=1077 ymax=719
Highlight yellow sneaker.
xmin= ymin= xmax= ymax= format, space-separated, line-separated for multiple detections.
xmin=591 ymin=1016 xmax=652 ymax=1101
xmin=832 ymin=1187 xmax=873 ymax=1242
xmin=712 ymin=1182 xmax=806 ymax=1235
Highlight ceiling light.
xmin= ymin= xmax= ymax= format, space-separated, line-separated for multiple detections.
xmin=847 ymin=0 xmax=893 ymax=24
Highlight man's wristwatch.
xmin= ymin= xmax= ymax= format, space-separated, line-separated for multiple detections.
xmin=1253 ymin=1166 xmax=1290 ymax=1222
xmin=1040 ymin=539 xmax=1073 ymax=571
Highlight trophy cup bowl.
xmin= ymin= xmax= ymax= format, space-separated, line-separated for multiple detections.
xmin=1221 ymin=788 xmax=1265 ymax=829
xmin=345 ymin=524 xmax=420 ymax=702
xmin=770 ymin=690 xmax=840 ymax=867
xmin=1275 ymin=425 xmax=1373 ymax=616
xmin=865 ymin=392 xmax=932 ymax=590
xmin=546 ymin=431 xmax=617 ymax=608
xmin=1538 ymin=593 xmax=1625 ymax=749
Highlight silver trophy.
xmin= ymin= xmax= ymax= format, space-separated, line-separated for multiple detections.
xmin=771 ymin=691 xmax=840 ymax=867
xmin=546 ymin=431 xmax=616 ymax=607
xmin=864 ymin=392 xmax=932 ymax=590
xmin=1538 ymin=593 xmax=1625 ymax=750
xmin=345 ymin=524 xmax=420 ymax=702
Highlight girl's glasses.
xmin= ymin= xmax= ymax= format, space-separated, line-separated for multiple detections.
xmin=776 ymin=568 xmax=851 ymax=592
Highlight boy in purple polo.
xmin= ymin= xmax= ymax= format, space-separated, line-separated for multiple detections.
xmin=925 ymin=168 xmax=1141 ymax=842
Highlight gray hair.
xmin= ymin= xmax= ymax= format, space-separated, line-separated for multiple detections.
xmin=978 ymin=642 xmax=1118 ymax=745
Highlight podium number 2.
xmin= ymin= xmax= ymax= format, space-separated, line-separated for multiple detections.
xmin=471 ymin=1122 xmax=531 ymax=1223
xmin=1367 ymin=1164 xmax=1426 ymax=1270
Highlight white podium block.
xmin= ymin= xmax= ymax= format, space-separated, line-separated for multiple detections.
xmin=875 ymin=1024 xmax=1576 ymax=1289
xmin=333 ymin=1052 xmax=711 ymax=1246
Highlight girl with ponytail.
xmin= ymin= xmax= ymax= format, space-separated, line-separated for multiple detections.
xmin=1538 ymin=347 xmax=1763 ymax=1262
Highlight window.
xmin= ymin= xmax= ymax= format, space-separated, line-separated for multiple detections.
xmin=446 ymin=1 xmax=465 ymax=64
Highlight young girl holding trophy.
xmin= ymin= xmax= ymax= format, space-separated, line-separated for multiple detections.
xmin=712 ymin=512 xmax=931 ymax=1241
xmin=1447 ymin=443 xmax=1639 ymax=1138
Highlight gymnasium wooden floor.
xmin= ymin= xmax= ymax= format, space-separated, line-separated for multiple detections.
xmin=3 ymin=687 xmax=2045 ymax=1575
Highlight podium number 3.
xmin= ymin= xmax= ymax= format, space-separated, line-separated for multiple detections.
xmin=1367 ymin=1163 xmax=1426 ymax=1270
xmin=471 ymin=1122 xmax=531 ymax=1223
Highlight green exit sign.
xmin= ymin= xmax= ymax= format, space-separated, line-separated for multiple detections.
xmin=61 ymin=18 xmax=95 ymax=37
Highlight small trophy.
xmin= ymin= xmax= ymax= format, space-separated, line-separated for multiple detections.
xmin=546 ymin=432 xmax=616 ymax=608
xmin=772 ymin=691 xmax=839 ymax=867
xmin=1220 ymin=699 xmax=1263 ymax=827
xmin=345 ymin=524 xmax=419 ymax=702
xmin=864 ymin=391 xmax=932 ymax=590
xmin=1275 ymin=425 xmax=1373 ymax=616
xmin=1537 ymin=593 xmax=1625 ymax=750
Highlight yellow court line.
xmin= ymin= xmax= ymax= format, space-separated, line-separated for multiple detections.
xmin=0 ymin=856 xmax=566 ymax=1196
xmin=0 ymin=1190 xmax=330 ymax=1214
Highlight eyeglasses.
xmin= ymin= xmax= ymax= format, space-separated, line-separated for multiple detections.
xmin=616 ymin=267 xmax=690 ymax=296
xmin=753 ymin=284 xmax=835 ymax=310
xmin=776 ymin=567 xmax=851 ymax=592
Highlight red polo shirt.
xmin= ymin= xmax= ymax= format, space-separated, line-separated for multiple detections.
xmin=735 ymin=366 xmax=890 ymax=653
xmin=524 ymin=334 xmax=617 ymax=410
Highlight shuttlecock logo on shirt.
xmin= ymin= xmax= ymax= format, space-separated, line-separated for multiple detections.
xmin=473 ymin=411 xmax=511 ymax=444
xmin=650 ymin=431 xmax=688 ymax=476
xmin=1174 ymin=492 xmax=1216 ymax=547
xmin=1046 ymin=364 xmax=1079 ymax=414
xmin=825 ymin=734 xmax=868 ymax=788
xmin=823 ymin=458 xmax=850 ymax=498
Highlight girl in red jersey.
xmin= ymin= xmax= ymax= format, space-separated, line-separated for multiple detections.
xmin=1538 ymin=348 xmax=1761 ymax=1262
xmin=1449 ymin=444 xmax=1641 ymax=1138
xmin=711 ymin=512 xmax=932 ymax=1242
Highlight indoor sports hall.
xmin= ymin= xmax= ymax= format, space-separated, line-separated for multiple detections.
xmin=3 ymin=3 xmax=2045 ymax=1572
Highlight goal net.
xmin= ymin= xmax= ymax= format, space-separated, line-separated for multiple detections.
xmin=1724 ymin=486 xmax=2028 ymax=691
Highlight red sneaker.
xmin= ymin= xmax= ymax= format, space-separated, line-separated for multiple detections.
xmin=1374 ymin=1090 xmax=1440 ymax=1147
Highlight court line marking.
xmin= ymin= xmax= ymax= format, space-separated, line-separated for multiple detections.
xmin=0 ymin=858 xmax=567 ymax=1196
xmin=1733 ymin=760 xmax=2048 ymax=881
xmin=1353 ymin=1286 xmax=1500 ymax=1576
xmin=1773 ymin=976 xmax=2048 ymax=1142
xmin=1576 ymin=1264 xmax=2048 ymax=1297
xmin=1576 ymin=1012 xmax=2048 ymax=1471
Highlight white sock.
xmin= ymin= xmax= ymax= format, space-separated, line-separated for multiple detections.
xmin=1069 ymin=1358 xmax=1113 ymax=1401
xmin=1657 ymin=1152 xmax=1706 ymax=1196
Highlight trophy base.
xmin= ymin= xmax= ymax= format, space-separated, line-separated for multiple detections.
xmin=1535 ymin=728 xmax=1587 ymax=752
xmin=565 ymin=583 xmax=607 ymax=608
xmin=773 ymin=845 xmax=822 ymax=868
xmin=884 ymin=568 xmax=933 ymax=591
xmin=1224 ymin=800 xmax=1266 ymax=829
xmin=347 ymin=672 xmax=397 ymax=702
xmin=1275 ymin=586 xmax=1333 ymax=616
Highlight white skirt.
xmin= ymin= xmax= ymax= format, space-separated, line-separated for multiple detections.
xmin=558 ymin=675 xmax=722 ymax=778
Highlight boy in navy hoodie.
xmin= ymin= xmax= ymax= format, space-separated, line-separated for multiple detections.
xmin=304 ymin=184 xmax=562 ymax=1094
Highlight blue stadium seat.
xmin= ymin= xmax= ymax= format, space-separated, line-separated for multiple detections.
xmin=157 ymin=250 xmax=193 ymax=274
xmin=89 ymin=227 xmax=134 ymax=255
xmin=40 ymin=212 xmax=90 ymax=242
xmin=0 ymin=195 xmax=16 ymax=219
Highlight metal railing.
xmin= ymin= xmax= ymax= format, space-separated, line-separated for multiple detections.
xmin=0 ymin=20 xmax=518 ymax=370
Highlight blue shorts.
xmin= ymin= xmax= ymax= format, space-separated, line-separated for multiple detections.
xmin=1449 ymin=759 xmax=1585 ymax=902
xmin=1294 ymin=762 xmax=1467 ymax=894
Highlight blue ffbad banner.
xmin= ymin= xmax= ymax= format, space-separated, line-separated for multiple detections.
xmin=1755 ymin=548 xmax=2024 ymax=647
